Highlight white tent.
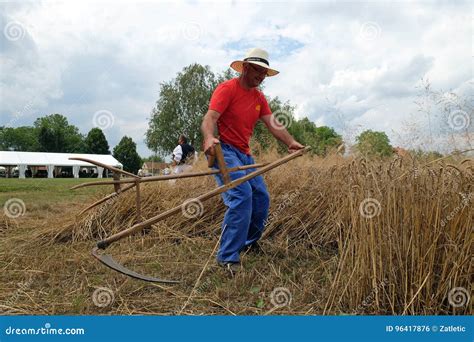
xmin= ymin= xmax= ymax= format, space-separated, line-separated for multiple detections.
xmin=0 ymin=151 xmax=123 ymax=179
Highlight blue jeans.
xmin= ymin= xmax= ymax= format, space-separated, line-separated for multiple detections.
xmin=212 ymin=144 xmax=270 ymax=263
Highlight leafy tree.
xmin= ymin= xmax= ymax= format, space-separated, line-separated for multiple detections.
xmin=0 ymin=126 xmax=40 ymax=151
xmin=84 ymin=128 xmax=110 ymax=154
xmin=356 ymin=130 xmax=393 ymax=157
xmin=113 ymin=136 xmax=142 ymax=174
xmin=252 ymin=97 xmax=296 ymax=152
xmin=311 ymin=126 xmax=343 ymax=156
xmin=217 ymin=68 xmax=238 ymax=83
xmin=34 ymin=114 xmax=86 ymax=153
xmin=146 ymin=64 xmax=219 ymax=157
xmin=251 ymin=97 xmax=342 ymax=156
xmin=37 ymin=125 xmax=59 ymax=151
xmin=289 ymin=118 xmax=342 ymax=156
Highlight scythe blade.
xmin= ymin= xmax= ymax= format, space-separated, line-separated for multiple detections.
xmin=92 ymin=247 xmax=180 ymax=284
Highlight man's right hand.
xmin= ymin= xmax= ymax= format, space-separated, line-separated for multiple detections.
xmin=203 ymin=136 xmax=220 ymax=156
xmin=201 ymin=110 xmax=221 ymax=157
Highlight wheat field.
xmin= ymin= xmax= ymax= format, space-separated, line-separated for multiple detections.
xmin=0 ymin=151 xmax=472 ymax=315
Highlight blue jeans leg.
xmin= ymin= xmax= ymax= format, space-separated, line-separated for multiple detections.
xmin=213 ymin=146 xmax=252 ymax=263
xmin=244 ymin=155 xmax=270 ymax=247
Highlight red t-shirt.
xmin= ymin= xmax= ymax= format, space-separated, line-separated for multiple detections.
xmin=209 ymin=78 xmax=272 ymax=154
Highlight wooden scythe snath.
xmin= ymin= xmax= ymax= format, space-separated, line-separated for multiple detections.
xmin=70 ymin=144 xmax=310 ymax=283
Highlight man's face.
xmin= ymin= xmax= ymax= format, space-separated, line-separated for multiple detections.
xmin=243 ymin=62 xmax=268 ymax=88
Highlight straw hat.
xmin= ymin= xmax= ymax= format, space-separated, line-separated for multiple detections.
xmin=230 ymin=47 xmax=279 ymax=77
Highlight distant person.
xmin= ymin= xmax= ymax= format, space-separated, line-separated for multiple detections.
xmin=171 ymin=135 xmax=196 ymax=174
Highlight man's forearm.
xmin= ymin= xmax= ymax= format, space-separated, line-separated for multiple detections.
xmin=201 ymin=111 xmax=221 ymax=153
xmin=201 ymin=114 xmax=217 ymax=139
xmin=268 ymin=125 xmax=296 ymax=147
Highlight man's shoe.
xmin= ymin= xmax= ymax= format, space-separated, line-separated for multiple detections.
xmin=243 ymin=242 xmax=264 ymax=255
xmin=217 ymin=261 xmax=241 ymax=277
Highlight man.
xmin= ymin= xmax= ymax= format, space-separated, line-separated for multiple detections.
xmin=171 ymin=135 xmax=196 ymax=174
xmin=201 ymin=48 xmax=304 ymax=275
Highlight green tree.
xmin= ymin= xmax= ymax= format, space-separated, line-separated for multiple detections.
xmin=289 ymin=118 xmax=342 ymax=156
xmin=252 ymin=97 xmax=296 ymax=152
xmin=311 ymin=126 xmax=343 ymax=156
xmin=113 ymin=136 xmax=142 ymax=174
xmin=84 ymin=128 xmax=110 ymax=154
xmin=251 ymin=98 xmax=342 ymax=156
xmin=146 ymin=64 xmax=219 ymax=156
xmin=356 ymin=130 xmax=393 ymax=157
xmin=0 ymin=126 xmax=40 ymax=151
xmin=34 ymin=114 xmax=86 ymax=153
xmin=217 ymin=68 xmax=238 ymax=83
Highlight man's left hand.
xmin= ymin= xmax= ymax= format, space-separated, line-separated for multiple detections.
xmin=288 ymin=141 xmax=304 ymax=153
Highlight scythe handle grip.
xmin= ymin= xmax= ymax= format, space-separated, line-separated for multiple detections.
xmin=207 ymin=154 xmax=215 ymax=168
xmin=97 ymin=240 xmax=110 ymax=250
xmin=206 ymin=144 xmax=217 ymax=168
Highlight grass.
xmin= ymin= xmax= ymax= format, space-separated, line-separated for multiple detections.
xmin=0 ymin=178 xmax=107 ymax=213
xmin=0 ymin=152 xmax=472 ymax=315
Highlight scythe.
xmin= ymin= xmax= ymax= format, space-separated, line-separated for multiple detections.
xmin=70 ymin=144 xmax=310 ymax=283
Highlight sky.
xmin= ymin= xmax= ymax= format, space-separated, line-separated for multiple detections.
xmin=1 ymin=0 xmax=472 ymax=157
